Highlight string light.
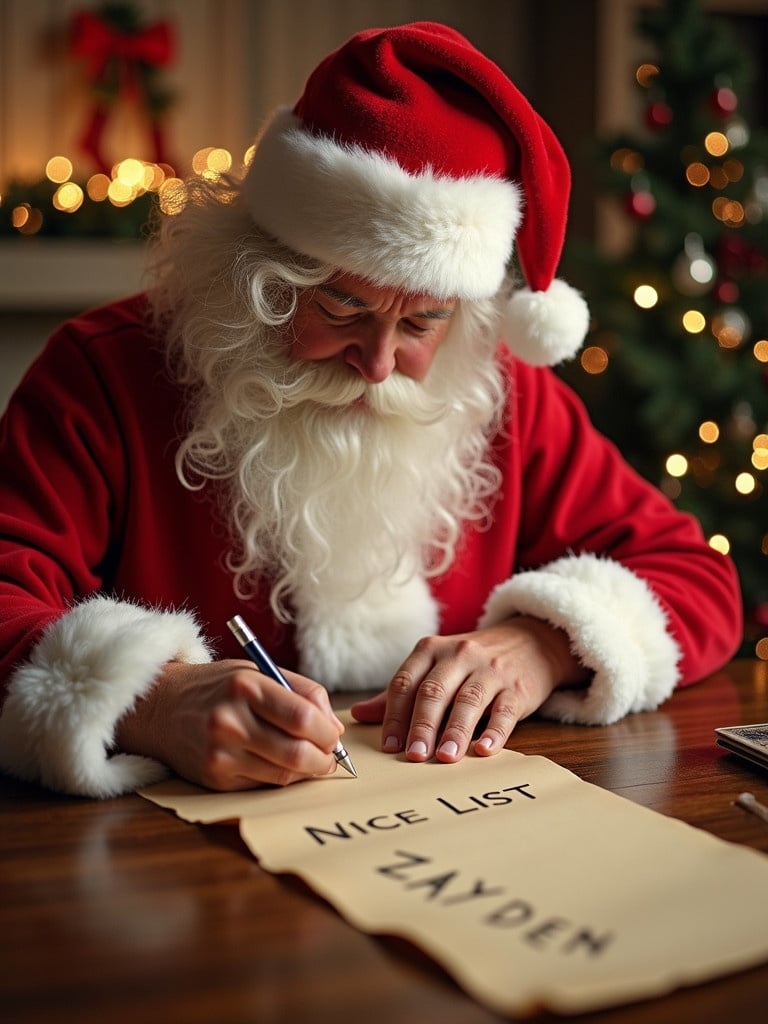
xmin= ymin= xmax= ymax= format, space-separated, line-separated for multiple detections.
xmin=708 ymin=534 xmax=730 ymax=555
xmin=735 ymin=472 xmax=756 ymax=495
xmin=86 ymin=174 xmax=111 ymax=201
xmin=6 ymin=141 xmax=256 ymax=237
xmin=115 ymin=158 xmax=146 ymax=187
xmin=699 ymin=421 xmax=719 ymax=443
xmin=753 ymin=340 xmax=768 ymax=362
xmin=704 ymin=132 xmax=729 ymax=157
xmin=52 ymin=182 xmax=84 ymax=213
xmin=666 ymin=453 xmax=688 ymax=476
xmin=750 ymin=435 xmax=768 ymax=471
xmin=580 ymin=346 xmax=609 ymax=375
xmin=686 ymin=162 xmax=709 ymax=187
xmin=610 ymin=148 xmax=644 ymax=174
xmin=107 ymin=179 xmax=134 ymax=206
xmin=712 ymin=308 xmax=749 ymax=348
xmin=661 ymin=477 xmax=682 ymax=499
xmin=709 ymin=166 xmax=729 ymax=189
xmin=682 ymin=310 xmax=706 ymax=333
xmin=636 ymin=63 xmax=659 ymax=87
xmin=723 ymin=158 xmax=744 ymax=182
xmin=45 ymin=156 xmax=73 ymax=183
xmin=756 ymin=638 xmax=768 ymax=660
xmin=712 ymin=196 xmax=745 ymax=226
xmin=634 ymin=284 xmax=658 ymax=308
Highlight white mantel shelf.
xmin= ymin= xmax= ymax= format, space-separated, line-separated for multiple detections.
xmin=0 ymin=239 xmax=148 ymax=312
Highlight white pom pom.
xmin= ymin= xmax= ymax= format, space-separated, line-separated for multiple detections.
xmin=502 ymin=278 xmax=590 ymax=366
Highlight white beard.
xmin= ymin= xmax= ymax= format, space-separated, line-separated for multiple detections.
xmin=177 ymin=304 xmax=504 ymax=688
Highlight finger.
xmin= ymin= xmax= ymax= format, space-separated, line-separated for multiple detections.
xmin=285 ymin=671 xmax=345 ymax=731
xmin=404 ymin=670 xmax=493 ymax=762
xmin=231 ymin=671 xmax=342 ymax=753
xmin=207 ymin=701 xmax=339 ymax=780
xmin=473 ymin=690 xmax=523 ymax=756
xmin=349 ymin=690 xmax=387 ymax=723
xmin=433 ymin=683 xmax=519 ymax=762
xmin=200 ymin=743 xmax=336 ymax=792
xmin=380 ymin=639 xmax=441 ymax=755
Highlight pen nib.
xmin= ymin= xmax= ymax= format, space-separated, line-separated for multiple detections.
xmin=335 ymin=747 xmax=358 ymax=778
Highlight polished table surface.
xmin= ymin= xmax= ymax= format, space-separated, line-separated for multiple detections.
xmin=2 ymin=659 xmax=768 ymax=1024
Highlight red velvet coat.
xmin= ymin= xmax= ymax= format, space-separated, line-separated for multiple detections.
xmin=0 ymin=296 xmax=742 ymax=796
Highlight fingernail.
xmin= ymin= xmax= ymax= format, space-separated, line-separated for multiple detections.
xmin=477 ymin=736 xmax=494 ymax=751
xmin=438 ymin=740 xmax=459 ymax=758
xmin=407 ymin=740 xmax=428 ymax=757
xmin=383 ymin=735 xmax=400 ymax=752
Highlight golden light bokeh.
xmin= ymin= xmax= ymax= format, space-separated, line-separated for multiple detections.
xmin=580 ymin=346 xmax=609 ymax=375
xmin=634 ymin=284 xmax=658 ymax=309
xmin=698 ymin=421 xmax=719 ymax=443
xmin=636 ymin=63 xmax=659 ymax=87
xmin=708 ymin=534 xmax=730 ymax=555
xmin=86 ymin=173 xmax=111 ymax=201
xmin=666 ymin=453 xmax=688 ymax=477
xmin=52 ymin=182 xmax=84 ymax=213
xmin=735 ymin=472 xmax=756 ymax=495
xmin=45 ymin=155 xmax=73 ymax=183
xmin=712 ymin=196 xmax=745 ymax=226
xmin=704 ymin=131 xmax=729 ymax=157
xmin=682 ymin=310 xmax=706 ymax=334
xmin=610 ymin=148 xmax=644 ymax=174
xmin=115 ymin=158 xmax=145 ymax=187
xmin=685 ymin=162 xmax=709 ymax=187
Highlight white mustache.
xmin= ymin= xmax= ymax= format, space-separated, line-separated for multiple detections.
xmin=283 ymin=360 xmax=454 ymax=425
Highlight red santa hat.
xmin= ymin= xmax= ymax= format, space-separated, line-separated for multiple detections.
xmin=243 ymin=21 xmax=589 ymax=366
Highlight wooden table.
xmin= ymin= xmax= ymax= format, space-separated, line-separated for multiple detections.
xmin=2 ymin=660 xmax=767 ymax=1024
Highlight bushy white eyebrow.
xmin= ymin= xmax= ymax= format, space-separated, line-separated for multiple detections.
xmin=318 ymin=286 xmax=455 ymax=319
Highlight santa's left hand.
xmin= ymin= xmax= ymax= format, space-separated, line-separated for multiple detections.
xmin=350 ymin=616 xmax=588 ymax=762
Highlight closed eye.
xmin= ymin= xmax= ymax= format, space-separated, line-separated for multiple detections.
xmin=317 ymin=303 xmax=361 ymax=324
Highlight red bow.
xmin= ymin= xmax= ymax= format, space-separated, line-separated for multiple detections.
xmin=69 ymin=9 xmax=174 ymax=84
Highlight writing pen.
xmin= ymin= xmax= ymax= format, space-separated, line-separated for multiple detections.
xmin=226 ymin=614 xmax=357 ymax=778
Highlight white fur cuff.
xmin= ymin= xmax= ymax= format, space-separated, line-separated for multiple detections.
xmin=478 ymin=553 xmax=681 ymax=724
xmin=0 ymin=597 xmax=213 ymax=798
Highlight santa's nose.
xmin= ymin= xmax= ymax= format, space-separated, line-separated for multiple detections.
xmin=344 ymin=327 xmax=397 ymax=383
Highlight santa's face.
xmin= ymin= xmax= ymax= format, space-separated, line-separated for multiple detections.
xmin=289 ymin=272 xmax=457 ymax=385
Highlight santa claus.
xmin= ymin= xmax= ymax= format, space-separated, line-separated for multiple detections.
xmin=0 ymin=22 xmax=740 ymax=797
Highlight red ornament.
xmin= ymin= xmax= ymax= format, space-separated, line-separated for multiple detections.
xmin=645 ymin=101 xmax=673 ymax=130
xmin=625 ymin=189 xmax=656 ymax=218
xmin=754 ymin=604 xmax=768 ymax=628
xmin=713 ymin=279 xmax=739 ymax=304
xmin=709 ymin=86 xmax=738 ymax=118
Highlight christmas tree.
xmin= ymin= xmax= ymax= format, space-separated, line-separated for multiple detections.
xmin=561 ymin=0 xmax=768 ymax=658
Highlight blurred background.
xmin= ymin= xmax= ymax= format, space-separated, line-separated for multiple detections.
xmin=1 ymin=0 xmax=767 ymax=655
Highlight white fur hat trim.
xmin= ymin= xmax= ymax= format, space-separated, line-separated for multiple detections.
xmin=479 ymin=553 xmax=681 ymax=724
xmin=243 ymin=109 xmax=522 ymax=302
xmin=0 ymin=597 xmax=213 ymax=798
